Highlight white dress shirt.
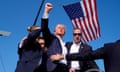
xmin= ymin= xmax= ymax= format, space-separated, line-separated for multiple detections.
xmin=43 ymin=13 xmax=49 ymax=19
xmin=56 ymin=35 xmax=67 ymax=65
xmin=70 ymin=42 xmax=81 ymax=70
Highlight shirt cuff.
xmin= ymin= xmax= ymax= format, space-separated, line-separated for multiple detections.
xmin=43 ymin=14 xmax=49 ymax=19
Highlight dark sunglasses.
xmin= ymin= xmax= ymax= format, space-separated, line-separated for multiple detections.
xmin=73 ymin=33 xmax=82 ymax=36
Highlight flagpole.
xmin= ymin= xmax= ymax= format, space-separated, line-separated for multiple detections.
xmin=33 ymin=0 xmax=45 ymax=26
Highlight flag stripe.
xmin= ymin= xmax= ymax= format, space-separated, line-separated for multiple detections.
xmin=87 ymin=0 xmax=97 ymax=39
xmin=94 ymin=0 xmax=101 ymax=37
xmin=81 ymin=17 xmax=91 ymax=42
xmin=82 ymin=0 xmax=94 ymax=41
xmin=80 ymin=1 xmax=90 ymax=42
xmin=78 ymin=18 xmax=89 ymax=42
xmin=89 ymin=0 xmax=97 ymax=39
xmin=72 ymin=19 xmax=78 ymax=28
xmin=63 ymin=0 xmax=100 ymax=43
xmin=91 ymin=0 xmax=97 ymax=38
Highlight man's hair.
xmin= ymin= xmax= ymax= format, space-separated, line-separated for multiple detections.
xmin=74 ymin=28 xmax=81 ymax=31
xmin=73 ymin=28 xmax=82 ymax=33
xmin=54 ymin=24 xmax=66 ymax=32
xmin=37 ymin=36 xmax=44 ymax=39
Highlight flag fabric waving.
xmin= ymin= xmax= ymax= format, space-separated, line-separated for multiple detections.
xmin=63 ymin=0 xmax=100 ymax=43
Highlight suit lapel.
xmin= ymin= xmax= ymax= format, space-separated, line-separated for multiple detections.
xmin=66 ymin=42 xmax=73 ymax=54
xmin=79 ymin=43 xmax=84 ymax=53
xmin=79 ymin=43 xmax=85 ymax=69
xmin=57 ymin=38 xmax=63 ymax=54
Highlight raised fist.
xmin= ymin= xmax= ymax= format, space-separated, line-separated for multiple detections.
xmin=45 ymin=2 xmax=53 ymax=12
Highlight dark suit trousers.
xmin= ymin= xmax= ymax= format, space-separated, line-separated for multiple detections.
xmin=52 ymin=63 xmax=69 ymax=72
xmin=34 ymin=65 xmax=47 ymax=72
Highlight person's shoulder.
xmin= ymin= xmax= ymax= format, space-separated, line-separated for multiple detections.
xmin=116 ymin=39 xmax=120 ymax=44
xmin=104 ymin=39 xmax=120 ymax=45
xmin=81 ymin=43 xmax=92 ymax=50
xmin=105 ymin=39 xmax=120 ymax=45
xmin=104 ymin=41 xmax=116 ymax=47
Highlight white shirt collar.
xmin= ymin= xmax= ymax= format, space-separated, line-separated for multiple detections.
xmin=73 ymin=42 xmax=81 ymax=46
xmin=56 ymin=35 xmax=61 ymax=40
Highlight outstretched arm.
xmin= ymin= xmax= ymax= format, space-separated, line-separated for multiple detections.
xmin=50 ymin=47 xmax=105 ymax=61
xmin=65 ymin=47 xmax=104 ymax=61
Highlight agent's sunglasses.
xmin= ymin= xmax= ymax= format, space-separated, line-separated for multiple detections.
xmin=73 ymin=33 xmax=82 ymax=36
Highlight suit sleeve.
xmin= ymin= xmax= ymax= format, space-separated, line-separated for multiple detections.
xmin=66 ymin=47 xmax=105 ymax=61
xmin=22 ymin=29 xmax=41 ymax=47
xmin=47 ymin=38 xmax=61 ymax=63
xmin=47 ymin=39 xmax=60 ymax=56
xmin=41 ymin=18 xmax=53 ymax=47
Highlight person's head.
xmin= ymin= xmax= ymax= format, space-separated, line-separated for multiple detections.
xmin=36 ymin=37 xmax=47 ymax=52
xmin=27 ymin=26 xmax=41 ymax=32
xmin=36 ymin=37 xmax=45 ymax=48
xmin=73 ymin=28 xmax=82 ymax=44
xmin=54 ymin=24 xmax=66 ymax=38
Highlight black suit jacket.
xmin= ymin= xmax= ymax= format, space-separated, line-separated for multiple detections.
xmin=66 ymin=40 xmax=120 ymax=72
xmin=65 ymin=42 xmax=99 ymax=72
xmin=41 ymin=18 xmax=63 ymax=72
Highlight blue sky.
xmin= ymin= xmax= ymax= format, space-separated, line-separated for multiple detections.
xmin=0 ymin=0 xmax=120 ymax=72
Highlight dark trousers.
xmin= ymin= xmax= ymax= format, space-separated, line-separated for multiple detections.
xmin=75 ymin=70 xmax=82 ymax=72
xmin=34 ymin=65 xmax=47 ymax=72
xmin=52 ymin=63 xmax=69 ymax=72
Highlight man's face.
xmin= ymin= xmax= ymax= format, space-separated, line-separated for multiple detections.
xmin=73 ymin=29 xmax=82 ymax=44
xmin=37 ymin=38 xmax=45 ymax=48
xmin=54 ymin=24 xmax=65 ymax=37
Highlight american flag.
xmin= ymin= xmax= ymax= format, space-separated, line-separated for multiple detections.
xmin=63 ymin=0 xmax=100 ymax=43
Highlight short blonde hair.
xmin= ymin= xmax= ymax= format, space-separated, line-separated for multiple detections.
xmin=54 ymin=24 xmax=66 ymax=32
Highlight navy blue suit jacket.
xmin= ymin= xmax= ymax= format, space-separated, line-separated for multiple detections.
xmin=15 ymin=29 xmax=42 ymax=72
xmin=65 ymin=42 xmax=99 ymax=72
xmin=41 ymin=18 xmax=63 ymax=72
xmin=66 ymin=40 xmax=120 ymax=72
